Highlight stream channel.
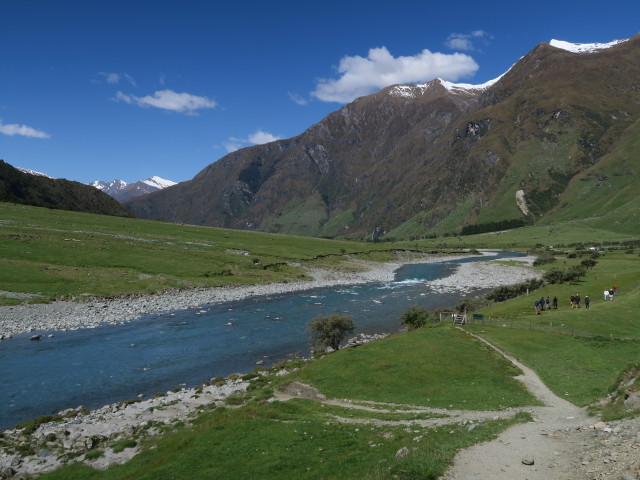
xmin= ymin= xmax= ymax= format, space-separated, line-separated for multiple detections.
xmin=0 ymin=251 xmax=523 ymax=429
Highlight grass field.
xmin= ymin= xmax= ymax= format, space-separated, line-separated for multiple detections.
xmin=289 ymin=326 xmax=539 ymax=410
xmin=0 ymin=202 xmax=438 ymax=305
xmin=4 ymin=202 xmax=640 ymax=478
xmin=38 ymin=324 xmax=536 ymax=480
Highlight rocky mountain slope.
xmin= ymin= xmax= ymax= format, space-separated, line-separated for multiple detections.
xmin=125 ymin=35 xmax=640 ymax=239
xmin=0 ymin=160 xmax=135 ymax=218
xmin=91 ymin=176 xmax=176 ymax=202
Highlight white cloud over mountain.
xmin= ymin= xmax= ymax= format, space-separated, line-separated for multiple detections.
xmin=115 ymin=89 xmax=217 ymax=115
xmin=223 ymin=129 xmax=282 ymax=153
xmin=311 ymin=46 xmax=479 ymax=103
xmin=0 ymin=119 xmax=51 ymax=138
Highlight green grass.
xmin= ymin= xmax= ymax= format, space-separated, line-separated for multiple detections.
xmin=6 ymin=201 xmax=640 ymax=479
xmin=410 ymin=221 xmax=639 ymax=250
xmin=290 ymin=325 xmax=540 ymax=410
xmin=462 ymin=250 xmax=640 ymax=406
xmin=0 ymin=202 xmax=441 ymax=304
xmin=39 ymin=400 xmax=530 ymax=480
xmin=470 ymin=250 xmax=640 ymax=339
xmin=464 ymin=326 xmax=639 ymax=408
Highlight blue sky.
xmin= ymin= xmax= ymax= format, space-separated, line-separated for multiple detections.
xmin=1 ymin=0 xmax=638 ymax=184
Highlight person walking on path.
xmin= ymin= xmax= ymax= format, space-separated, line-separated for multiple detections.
xmin=585 ymin=295 xmax=590 ymax=309
xmin=545 ymin=297 xmax=550 ymax=310
xmin=604 ymin=289 xmax=609 ymax=301
xmin=575 ymin=294 xmax=581 ymax=308
xmin=552 ymin=296 xmax=558 ymax=309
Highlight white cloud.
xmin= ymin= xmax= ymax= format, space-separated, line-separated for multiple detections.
xmin=98 ymin=72 xmax=136 ymax=86
xmin=311 ymin=46 xmax=479 ymax=103
xmin=288 ymin=92 xmax=308 ymax=105
xmin=0 ymin=119 xmax=50 ymax=138
xmin=115 ymin=89 xmax=217 ymax=115
xmin=445 ymin=30 xmax=493 ymax=52
xmin=223 ymin=129 xmax=282 ymax=153
xmin=248 ymin=130 xmax=280 ymax=144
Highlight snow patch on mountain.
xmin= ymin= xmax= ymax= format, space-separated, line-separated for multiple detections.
xmin=141 ymin=176 xmax=177 ymax=189
xmin=388 ymin=73 xmax=506 ymax=99
xmin=439 ymin=75 xmax=502 ymax=92
xmin=16 ymin=167 xmax=56 ymax=179
xmin=550 ymin=38 xmax=628 ymax=53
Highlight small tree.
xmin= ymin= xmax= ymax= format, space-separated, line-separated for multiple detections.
xmin=308 ymin=314 xmax=355 ymax=352
xmin=400 ymin=305 xmax=429 ymax=330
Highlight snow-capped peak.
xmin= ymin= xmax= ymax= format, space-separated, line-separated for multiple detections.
xmin=141 ymin=176 xmax=176 ymax=189
xmin=388 ymin=74 xmax=504 ymax=99
xmin=91 ymin=179 xmax=128 ymax=191
xmin=549 ymin=38 xmax=628 ymax=53
xmin=89 ymin=175 xmax=176 ymax=201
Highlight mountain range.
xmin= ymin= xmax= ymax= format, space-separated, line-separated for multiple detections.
xmin=90 ymin=177 xmax=177 ymax=202
xmin=123 ymin=35 xmax=640 ymax=240
xmin=0 ymin=161 xmax=134 ymax=218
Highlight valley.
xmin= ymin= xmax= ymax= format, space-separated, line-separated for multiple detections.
xmin=0 ymin=202 xmax=638 ymax=479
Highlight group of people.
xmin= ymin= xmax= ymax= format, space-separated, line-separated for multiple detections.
xmin=534 ymin=296 xmax=557 ymax=314
xmin=604 ymin=286 xmax=618 ymax=301
xmin=534 ymin=285 xmax=619 ymax=314
xmin=570 ymin=294 xmax=589 ymax=309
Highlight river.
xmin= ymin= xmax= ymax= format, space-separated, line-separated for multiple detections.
xmin=0 ymin=251 xmax=523 ymax=429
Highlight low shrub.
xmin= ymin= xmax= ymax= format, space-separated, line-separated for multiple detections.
xmin=85 ymin=450 xmax=104 ymax=460
xmin=16 ymin=415 xmax=60 ymax=434
xmin=399 ymin=305 xmax=429 ymax=330
xmin=542 ymin=265 xmax=587 ymax=284
xmin=533 ymin=251 xmax=556 ymax=266
xmin=486 ymin=278 xmax=545 ymax=302
xmin=111 ymin=439 xmax=137 ymax=453
xmin=308 ymin=313 xmax=355 ymax=351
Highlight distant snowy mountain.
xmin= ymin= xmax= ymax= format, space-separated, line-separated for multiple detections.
xmin=91 ymin=176 xmax=176 ymax=202
xmin=16 ymin=167 xmax=56 ymax=179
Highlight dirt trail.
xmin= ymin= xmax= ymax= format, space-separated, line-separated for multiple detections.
xmin=439 ymin=329 xmax=593 ymax=479
xmin=276 ymin=331 xmax=639 ymax=480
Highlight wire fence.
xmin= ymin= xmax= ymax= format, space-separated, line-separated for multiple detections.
xmin=463 ymin=313 xmax=640 ymax=341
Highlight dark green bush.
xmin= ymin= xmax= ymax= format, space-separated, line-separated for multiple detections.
xmin=580 ymin=258 xmax=598 ymax=269
xmin=543 ymin=265 xmax=587 ymax=284
xmin=533 ymin=251 xmax=556 ymax=266
xmin=400 ymin=305 xmax=429 ymax=330
xmin=486 ymin=278 xmax=545 ymax=302
xmin=308 ymin=313 xmax=355 ymax=351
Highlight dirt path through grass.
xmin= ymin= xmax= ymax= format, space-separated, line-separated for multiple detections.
xmin=440 ymin=329 xmax=594 ymax=479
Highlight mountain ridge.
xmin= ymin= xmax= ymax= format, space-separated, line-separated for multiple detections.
xmin=0 ymin=160 xmax=135 ymax=218
xmin=91 ymin=176 xmax=177 ymax=202
xmin=118 ymin=34 xmax=640 ymax=239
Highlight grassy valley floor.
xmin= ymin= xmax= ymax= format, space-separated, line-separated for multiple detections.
xmin=1 ymin=203 xmax=639 ymax=479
